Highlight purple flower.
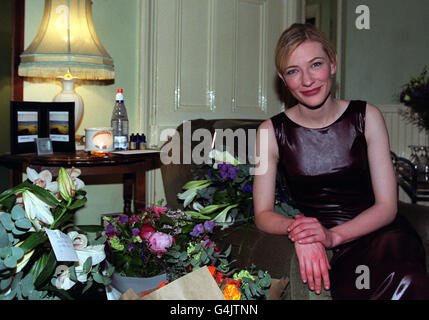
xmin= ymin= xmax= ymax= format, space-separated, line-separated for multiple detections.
xmin=190 ymin=223 xmax=205 ymax=237
xmin=132 ymin=228 xmax=140 ymax=237
xmin=117 ymin=214 xmax=128 ymax=224
xmin=204 ymin=220 xmax=215 ymax=233
xmin=106 ymin=224 xmax=115 ymax=234
xmin=208 ymin=169 xmax=216 ymax=181
xmin=128 ymin=243 xmax=135 ymax=252
xmin=242 ymin=182 xmax=253 ymax=193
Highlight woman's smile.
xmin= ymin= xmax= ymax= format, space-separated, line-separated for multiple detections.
xmin=301 ymin=86 xmax=322 ymax=97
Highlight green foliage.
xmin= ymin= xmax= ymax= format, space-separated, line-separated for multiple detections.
xmin=398 ymin=66 xmax=429 ymax=131
xmin=104 ymin=204 xmax=192 ymax=278
xmin=0 ymin=168 xmax=112 ymax=300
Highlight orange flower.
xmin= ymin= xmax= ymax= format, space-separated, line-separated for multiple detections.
xmin=223 ymin=284 xmax=241 ymax=300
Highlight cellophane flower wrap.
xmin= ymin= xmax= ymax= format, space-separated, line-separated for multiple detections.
xmin=399 ymin=66 xmax=429 ymax=131
xmin=0 ymin=167 xmax=111 ymax=300
xmin=104 ymin=203 xmax=192 ymax=278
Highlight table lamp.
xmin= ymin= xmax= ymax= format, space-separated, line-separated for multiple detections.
xmin=18 ymin=0 xmax=115 ymax=130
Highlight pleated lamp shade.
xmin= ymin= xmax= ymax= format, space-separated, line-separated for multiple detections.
xmin=18 ymin=0 xmax=115 ymax=129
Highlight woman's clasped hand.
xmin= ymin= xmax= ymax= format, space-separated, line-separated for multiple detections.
xmin=288 ymin=215 xmax=334 ymax=294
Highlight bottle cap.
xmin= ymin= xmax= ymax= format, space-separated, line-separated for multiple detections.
xmin=116 ymin=88 xmax=124 ymax=101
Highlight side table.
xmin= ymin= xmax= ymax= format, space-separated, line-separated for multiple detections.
xmin=0 ymin=150 xmax=161 ymax=215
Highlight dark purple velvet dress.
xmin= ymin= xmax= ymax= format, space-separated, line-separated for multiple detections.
xmin=271 ymin=100 xmax=429 ymax=300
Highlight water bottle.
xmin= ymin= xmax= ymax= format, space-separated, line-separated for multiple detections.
xmin=111 ymin=88 xmax=129 ymax=150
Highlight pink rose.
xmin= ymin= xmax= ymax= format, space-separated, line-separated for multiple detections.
xmin=140 ymin=225 xmax=155 ymax=240
xmin=148 ymin=232 xmax=173 ymax=257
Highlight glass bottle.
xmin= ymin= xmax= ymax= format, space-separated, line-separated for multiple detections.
xmin=111 ymin=88 xmax=129 ymax=150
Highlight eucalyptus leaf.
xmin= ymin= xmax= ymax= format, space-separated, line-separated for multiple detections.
xmin=28 ymin=290 xmax=43 ymax=300
xmin=12 ymin=227 xmax=26 ymax=236
xmin=82 ymin=277 xmax=93 ymax=294
xmin=0 ymin=277 xmax=12 ymax=291
xmin=82 ymin=257 xmax=92 ymax=274
xmin=0 ymin=247 xmax=10 ymax=259
xmin=0 ymin=215 xmax=14 ymax=232
xmin=69 ymin=266 xmax=77 ymax=281
xmin=0 ymin=227 xmax=9 ymax=247
xmin=21 ymin=274 xmax=35 ymax=297
xmin=14 ymin=218 xmax=32 ymax=230
xmin=92 ymin=271 xmax=104 ymax=284
xmin=11 ymin=205 xmax=26 ymax=221
xmin=11 ymin=247 xmax=24 ymax=261
xmin=4 ymin=256 xmax=17 ymax=269
xmin=105 ymin=266 xmax=115 ymax=277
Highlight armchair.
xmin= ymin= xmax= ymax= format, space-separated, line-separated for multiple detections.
xmin=160 ymin=118 xmax=429 ymax=300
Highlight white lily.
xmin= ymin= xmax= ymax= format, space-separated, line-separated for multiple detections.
xmin=68 ymin=232 xmax=106 ymax=283
xmin=57 ymin=168 xmax=75 ymax=202
xmin=66 ymin=168 xmax=85 ymax=191
xmin=26 ymin=167 xmax=58 ymax=193
xmin=55 ymin=265 xmax=75 ymax=290
xmin=54 ymin=232 xmax=106 ymax=289
xmin=209 ymin=149 xmax=241 ymax=168
xmin=22 ymin=190 xmax=54 ymax=231
xmin=177 ymin=188 xmax=198 ymax=208
xmin=212 ymin=204 xmax=239 ymax=230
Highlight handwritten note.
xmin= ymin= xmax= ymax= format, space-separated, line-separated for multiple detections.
xmin=45 ymin=229 xmax=79 ymax=262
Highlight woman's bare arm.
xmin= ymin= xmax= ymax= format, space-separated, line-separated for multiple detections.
xmin=253 ymin=119 xmax=294 ymax=234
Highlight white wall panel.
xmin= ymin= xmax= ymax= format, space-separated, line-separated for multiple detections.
xmin=380 ymin=104 xmax=429 ymax=204
xmin=139 ymin=0 xmax=299 ymax=205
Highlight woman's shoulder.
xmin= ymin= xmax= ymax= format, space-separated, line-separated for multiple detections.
xmin=362 ymin=102 xmax=388 ymax=136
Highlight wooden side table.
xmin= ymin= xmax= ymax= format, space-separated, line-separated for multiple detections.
xmin=0 ymin=151 xmax=161 ymax=215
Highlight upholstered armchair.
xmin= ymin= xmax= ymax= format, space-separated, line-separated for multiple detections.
xmin=160 ymin=118 xmax=429 ymax=300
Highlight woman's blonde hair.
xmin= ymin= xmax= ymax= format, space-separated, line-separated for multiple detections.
xmin=275 ymin=23 xmax=337 ymax=74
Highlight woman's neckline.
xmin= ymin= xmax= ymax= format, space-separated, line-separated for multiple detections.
xmin=282 ymin=100 xmax=352 ymax=130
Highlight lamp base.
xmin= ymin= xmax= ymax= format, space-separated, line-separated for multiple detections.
xmin=53 ymin=78 xmax=84 ymax=129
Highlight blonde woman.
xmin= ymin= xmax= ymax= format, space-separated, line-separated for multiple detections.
xmin=253 ymin=23 xmax=429 ymax=299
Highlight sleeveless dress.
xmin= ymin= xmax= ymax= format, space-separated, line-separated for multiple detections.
xmin=270 ymin=100 xmax=429 ymax=300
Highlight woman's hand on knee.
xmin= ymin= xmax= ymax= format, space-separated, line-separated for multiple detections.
xmin=288 ymin=215 xmax=335 ymax=248
xmin=294 ymin=241 xmax=331 ymax=294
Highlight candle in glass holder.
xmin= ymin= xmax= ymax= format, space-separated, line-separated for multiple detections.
xmin=84 ymin=127 xmax=114 ymax=152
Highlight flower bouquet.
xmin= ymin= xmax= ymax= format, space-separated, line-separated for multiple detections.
xmin=103 ymin=203 xmax=192 ymax=279
xmin=163 ymin=221 xmax=272 ymax=300
xmin=178 ymin=149 xmax=300 ymax=229
xmin=398 ymin=66 xmax=429 ymax=131
xmin=0 ymin=167 xmax=112 ymax=300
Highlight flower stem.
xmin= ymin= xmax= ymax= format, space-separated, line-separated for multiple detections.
xmin=51 ymin=198 xmax=72 ymax=229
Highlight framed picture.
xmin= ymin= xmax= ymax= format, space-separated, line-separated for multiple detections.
xmin=10 ymin=102 xmax=43 ymax=154
xmin=10 ymin=101 xmax=75 ymax=154
xmin=46 ymin=103 xmax=75 ymax=153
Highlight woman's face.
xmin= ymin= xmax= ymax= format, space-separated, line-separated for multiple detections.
xmin=279 ymin=40 xmax=336 ymax=108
